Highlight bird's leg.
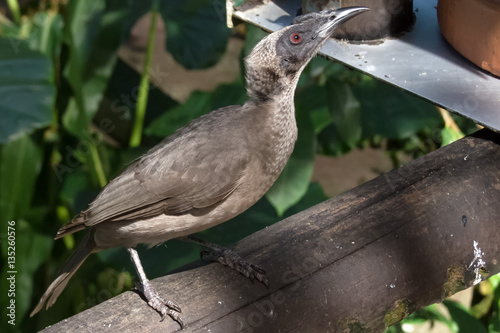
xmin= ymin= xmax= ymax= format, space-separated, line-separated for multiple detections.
xmin=127 ymin=247 xmax=184 ymax=328
xmin=180 ymin=236 xmax=269 ymax=288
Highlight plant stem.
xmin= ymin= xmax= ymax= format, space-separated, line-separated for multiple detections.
xmin=7 ymin=0 xmax=20 ymax=24
xmin=90 ymin=142 xmax=107 ymax=188
xmin=129 ymin=1 xmax=158 ymax=148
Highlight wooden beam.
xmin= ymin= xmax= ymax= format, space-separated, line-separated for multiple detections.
xmin=40 ymin=129 xmax=500 ymax=332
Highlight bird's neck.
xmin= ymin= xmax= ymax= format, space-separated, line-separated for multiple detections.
xmin=245 ymin=63 xmax=300 ymax=104
xmin=245 ymin=71 xmax=299 ymax=132
xmin=266 ymin=84 xmax=299 ymax=173
xmin=244 ymin=73 xmax=299 ymax=175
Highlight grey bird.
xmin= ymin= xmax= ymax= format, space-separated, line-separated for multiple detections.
xmin=31 ymin=7 xmax=369 ymax=327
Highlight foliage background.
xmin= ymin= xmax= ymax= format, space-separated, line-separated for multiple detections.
xmin=0 ymin=1 xmax=497 ymax=332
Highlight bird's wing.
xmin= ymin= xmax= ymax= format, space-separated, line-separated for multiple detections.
xmin=88 ymin=147 xmax=249 ymax=224
xmin=58 ymin=107 xmax=252 ymax=235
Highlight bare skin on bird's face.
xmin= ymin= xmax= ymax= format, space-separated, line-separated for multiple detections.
xmin=31 ymin=7 xmax=369 ymax=328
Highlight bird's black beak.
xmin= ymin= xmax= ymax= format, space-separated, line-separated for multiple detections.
xmin=317 ymin=7 xmax=370 ymax=38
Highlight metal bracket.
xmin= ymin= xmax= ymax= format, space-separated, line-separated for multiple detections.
xmin=233 ymin=0 xmax=500 ymax=132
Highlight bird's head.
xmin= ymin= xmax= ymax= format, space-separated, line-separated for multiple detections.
xmin=245 ymin=7 xmax=369 ymax=102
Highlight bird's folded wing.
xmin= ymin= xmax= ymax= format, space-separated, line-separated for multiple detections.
xmin=58 ymin=132 xmax=251 ymax=236
xmin=87 ymin=149 xmax=249 ymax=225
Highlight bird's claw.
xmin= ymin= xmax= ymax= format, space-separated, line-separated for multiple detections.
xmin=136 ymin=280 xmax=185 ymax=328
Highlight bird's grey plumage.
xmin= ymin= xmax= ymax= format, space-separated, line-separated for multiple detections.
xmin=31 ymin=7 xmax=369 ymax=325
xmin=70 ymin=106 xmax=255 ymax=225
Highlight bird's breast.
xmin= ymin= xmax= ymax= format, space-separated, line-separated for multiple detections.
xmin=263 ymin=104 xmax=298 ymax=177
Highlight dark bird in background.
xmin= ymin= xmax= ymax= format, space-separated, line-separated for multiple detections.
xmin=31 ymin=7 xmax=369 ymax=327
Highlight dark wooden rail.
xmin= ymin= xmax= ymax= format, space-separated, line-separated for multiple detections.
xmin=40 ymin=129 xmax=500 ymax=332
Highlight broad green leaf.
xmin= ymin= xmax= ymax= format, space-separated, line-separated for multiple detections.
xmin=146 ymin=91 xmax=212 ymax=137
xmin=353 ymin=76 xmax=441 ymax=139
xmin=325 ymin=78 xmax=362 ymax=148
xmin=0 ymin=134 xmax=42 ymax=227
xmin=315 ymin=122 xmax=351 ymax=157
xmin=210 ymin=78 xmax=247 ymax=110
xmin=29 ymin=12 xmax=64 ymax=60
xmin=1 ymin=219 xmax=52 ymax=325
xmin=294 ymin=83 xmax=349 ymax=156
xmin=295 ymin=84 xmax=331 ymax=134
xmin=307 ymin=57 xmax=357 ymax=87
xmin=62 ymin=0 xmax=127 ymax=136
xmin=162 ymin=0 xmax=231 ymax=69
xmin=243 ymin=24 xmax=268 ymax=58
xmin=266 ymin=107 xmax=316 ymax=216
xmin=63 ymin=0 xmax=106 ymax=94
xmin=0 ymin=135 xmax=47 ymax=325
xmin=146 ymin=80 xmax=246 ymax=138
xmin=124 ymin=0 xmax=231 ymax=69
xmin=443 ymin=300 xmax=488 ymax=333
xmin=60 ymin=170 xmax=92 ymax=207
xmin=0 ymin=11 xmax=63 ymax=58
xmin=91 ymin=58 xmax=178 ymax=147
xmin=310 ymin=107 xmax=332 ymax=135
xmin=0 ymin=38 xmax=55 ymax=143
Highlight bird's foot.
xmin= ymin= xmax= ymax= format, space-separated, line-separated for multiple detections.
xmin=136 ymin=279 xmax=185 ymax=328
xmin=201 ymin=248 xmax=269 ymax=288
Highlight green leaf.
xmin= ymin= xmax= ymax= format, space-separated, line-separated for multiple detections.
xmin=243 ymin=24 xmax=268 ymax=58
xmin=296 ymin=84 xmax=331 ymax=134
xmin=266 ymin=107 xmax=316 ymax=216
xmin=443 ymin=300 xmax=488 ymax=333
xmin=162 ymin=0 xmax=231 ymax=69
xmin=441 ymin=127 xmax=464 ymax=147
xmin=325 ymin=78 xmax=362 ymax=148
xmin=210 ymin=78 xmax=247 ymax=110
xmin=401 ymin=305 xmax=456 ymax=331
xmin=62 ymin=0 xmax=127 ymax=136
xmin=0 ymin=134 xmax=42 ymax=225
xmin=146 ymin=80 xmax=246 ymax=138
xmin=124 ymin=0 xmax=231 ymax=69
xmin=0 ymin=135 xmax=47 ymax=324
xmin=489 ymin=273 xmax=500 ymax=332
xmin=316 ymin=123 xmax=351 ymax=156
xmin=0 ymin=38 xmax=55 ymax=143
xmin=93 ymin=58 xmax=179 ymax=146
xmin=146 ymin=91 xmax=212 ymax=137
xmin=307 ymin=57 xmax=355 ymax=87
xmin=60 ymin=170 xmax=92 ymax=207
xmin=1 ymin=219 xmax=52 ymax=324
xmin=353 ymin=76 xmax=441 ymax=139
xmin=164 ymin=3 xmax=230 ymax=69
xmin=63 ymin=0 xmax=106 ymax=95
xmin=28 ymin=12 xmax=64 ymax=60
xmin=294 ymin=83 xmax=349 ymax=156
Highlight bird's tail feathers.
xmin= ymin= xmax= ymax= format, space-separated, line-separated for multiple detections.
xmin=30 ymin=230 xmax=97 ymax=317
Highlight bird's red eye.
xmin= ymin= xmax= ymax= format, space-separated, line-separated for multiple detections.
xmin=290 ymin=32 xmax=302 ymax=44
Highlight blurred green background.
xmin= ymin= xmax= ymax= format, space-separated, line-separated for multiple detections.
xmin=0 ymin=0 xmax=498 ymax=332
